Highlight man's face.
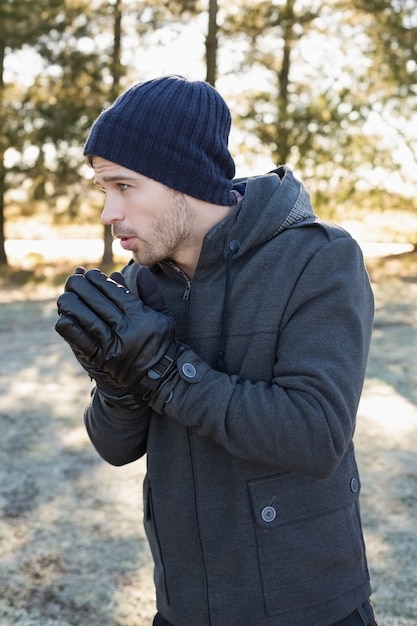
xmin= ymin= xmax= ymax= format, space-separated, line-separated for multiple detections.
xmin=92 ymin=156 xmax=195 ymax=266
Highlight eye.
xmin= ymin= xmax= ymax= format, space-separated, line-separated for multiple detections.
xmin=118 ymin=183 xmax=130 ymax=192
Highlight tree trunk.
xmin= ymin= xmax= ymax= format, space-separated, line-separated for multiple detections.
xmin=0 ymin=164 xmax=7 ymax=267
xmin=275 ymin=0 xmax=294 ymax=165
xmin=101 ymin=0 xmax=123 ymax=266
xmin=205 ymin=0 xmax=218 ymax=86
xmin=102 ymin=222 xmax=114 ymax=265
xmin=0 ymin=42 xmax=8 ymax=266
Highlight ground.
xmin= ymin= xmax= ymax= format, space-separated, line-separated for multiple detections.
xmin=0 ymin=248 xmax=416 ymax=626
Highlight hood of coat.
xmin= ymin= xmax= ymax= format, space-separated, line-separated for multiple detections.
xmin=216 ymin=166 xmax=317 ymax=259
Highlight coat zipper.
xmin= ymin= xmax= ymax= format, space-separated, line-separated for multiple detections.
xmin=182 ymin=278 xmax=191 ymax=300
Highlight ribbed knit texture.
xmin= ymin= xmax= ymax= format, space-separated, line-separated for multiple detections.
xmin=84 ymin=75 xmax=236 ymax=206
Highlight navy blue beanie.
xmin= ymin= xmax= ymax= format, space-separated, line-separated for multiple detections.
xmin=84 ymin=75 xmax=236 ymax=206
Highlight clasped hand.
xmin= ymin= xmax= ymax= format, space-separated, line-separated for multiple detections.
xmin=55 ymin=268 xmax=175 ymax=390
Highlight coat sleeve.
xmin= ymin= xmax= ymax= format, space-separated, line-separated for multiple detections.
xmin=150 ymin=236 xmax=374 ymax=478
xmin=84 ymin=388 xmax=151 ymax=466
xmin=82 ymin=262 xmax=153 ymax=466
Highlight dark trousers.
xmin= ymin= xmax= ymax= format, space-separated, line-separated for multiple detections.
xmin=153 ymin=600 xmax=378 ymax=626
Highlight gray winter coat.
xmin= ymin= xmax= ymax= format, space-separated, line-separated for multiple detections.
xmin=85 ymin=167 xmax=375 ymax=626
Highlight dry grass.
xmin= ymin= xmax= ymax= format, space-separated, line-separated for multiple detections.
xmin=0 ymin=249 xmax=416 ymax=625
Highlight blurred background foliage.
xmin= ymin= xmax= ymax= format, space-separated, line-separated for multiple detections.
xmin=0 ymin=0 xmax=416 ymax=266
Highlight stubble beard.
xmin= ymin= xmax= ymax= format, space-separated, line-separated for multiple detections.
xmin=132 ymin=190 xmax=195 ymax=266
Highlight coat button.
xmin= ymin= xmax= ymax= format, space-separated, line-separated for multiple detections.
xmin=182 ymin=363 xmax=197 ymax=378
xmin=261 ymin=506 xmax=277 ymax=523
xmin=350 ymin=477 xmax=359 ymax=493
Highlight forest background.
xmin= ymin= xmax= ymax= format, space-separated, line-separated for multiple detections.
xmin=0 ymin=0 xmax=417 ymax=269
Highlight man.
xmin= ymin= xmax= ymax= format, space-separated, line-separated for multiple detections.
xmin=55 ymin=75 xmax=377 ymax=626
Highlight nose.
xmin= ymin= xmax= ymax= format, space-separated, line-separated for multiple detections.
xmin=101 ymin=194 xmax=124 ymax=225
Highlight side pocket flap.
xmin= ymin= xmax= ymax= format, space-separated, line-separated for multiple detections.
xmin=248 ymin=449 xmax=361 ymax=529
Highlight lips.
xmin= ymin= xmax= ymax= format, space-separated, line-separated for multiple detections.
xmin=119 ymin=236 xmax=136 ymax=250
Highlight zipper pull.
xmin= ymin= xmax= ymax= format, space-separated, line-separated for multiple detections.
xmin=183 ymin=280 xmax=191 ymax=300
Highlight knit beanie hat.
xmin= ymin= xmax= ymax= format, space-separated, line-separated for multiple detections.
xmin=84 ymin=75 xmax=236 ymax=206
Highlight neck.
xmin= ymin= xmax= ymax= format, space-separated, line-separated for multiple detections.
xmin=174 ymin=197 xmax=235 ymax=279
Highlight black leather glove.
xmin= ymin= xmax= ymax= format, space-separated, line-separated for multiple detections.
xmin=55 ymin=268 xmax=180 ymax=399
